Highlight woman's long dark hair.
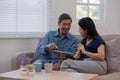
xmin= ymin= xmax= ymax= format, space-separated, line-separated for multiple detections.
xmin=78 ymin=17 xmax=100 ymax=39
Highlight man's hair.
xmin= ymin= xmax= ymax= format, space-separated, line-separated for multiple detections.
xmin=58 ymin=13 xmax=72 ymax=23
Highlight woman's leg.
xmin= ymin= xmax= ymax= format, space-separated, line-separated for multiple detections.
xmin=64 ymin=68 xmax=79 ymax=72
xmin=60 ymin=59 xmax=107 ymax=75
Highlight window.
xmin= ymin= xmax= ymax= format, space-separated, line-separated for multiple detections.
xmin=0 ymin=0 xmax=52 ymax=38
xmin=76 ymin=0 xmax=104 ymax=23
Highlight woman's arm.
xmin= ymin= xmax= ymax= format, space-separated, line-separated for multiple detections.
xmin=82 ymin=44 xmax=105 ymax=61
xmin=74 ymin=51 xmax=80 ymax=60
xmin=74 ymin=43 xmax=82 ymax=60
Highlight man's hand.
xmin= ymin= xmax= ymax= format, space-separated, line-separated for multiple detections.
xmin=45 ymin=43 xmax=57 ymax=50
xmin=53 ymin=61 xmax=62 ymax=70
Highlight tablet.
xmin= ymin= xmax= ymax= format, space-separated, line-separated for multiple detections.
xmin=52 ymin=50 xmax=74 ymax=59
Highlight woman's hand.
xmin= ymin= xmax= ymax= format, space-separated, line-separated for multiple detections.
xmin=77 ymin=43 xmax=86 ymax=54
xmin=74 ymin=43 xmax=86 ymax=59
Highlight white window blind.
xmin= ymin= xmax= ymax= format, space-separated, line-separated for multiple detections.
xmin=0 ymin=0 xmax=52 ymax=38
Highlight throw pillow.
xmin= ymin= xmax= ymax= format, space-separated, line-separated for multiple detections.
xmin=17 ymin=53 xmax=32 ymax=66
xmin=105 ymin=38 xmax=120 ymax=73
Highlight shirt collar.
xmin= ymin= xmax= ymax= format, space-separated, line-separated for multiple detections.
xmin=54 ymin=28 xmax=71 ymax=39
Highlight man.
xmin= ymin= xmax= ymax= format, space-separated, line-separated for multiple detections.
xmin=35 ymin=13 xmax=79 ymax=70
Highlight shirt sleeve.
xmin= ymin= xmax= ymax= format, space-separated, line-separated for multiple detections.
xmin=37 ymin=32 xmax=50 ymax=55
xmin=67 ymin=38 xmax=79 ymax=56
xmin=94 ymin=37 xmax=105 ymax=48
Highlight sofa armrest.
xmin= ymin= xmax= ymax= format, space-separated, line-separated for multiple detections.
xmin=11 ymin=51 xmax=34 ymax=70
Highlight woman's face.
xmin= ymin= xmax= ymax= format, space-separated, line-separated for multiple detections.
xmin=79 ymin=27 xmax=86 ymax=38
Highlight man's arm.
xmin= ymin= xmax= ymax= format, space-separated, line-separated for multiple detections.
xmin=37 ymin=32 xmax=50 ymax=55
xmin=38 ymin=32 xmax=58 ymax=55
xmin=68 ymin=38 xmax=79 ymax=55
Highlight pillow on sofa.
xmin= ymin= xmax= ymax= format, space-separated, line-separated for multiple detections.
xmin=17 ymin=52 xmax=32 ymax=66
xmin=105 ymin=38 xmax=120 ymax=73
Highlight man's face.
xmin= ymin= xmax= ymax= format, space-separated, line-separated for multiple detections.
xmin=58 ymin=19 xmax=72 ymax=36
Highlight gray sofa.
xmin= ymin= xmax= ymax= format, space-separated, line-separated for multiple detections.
xmin=11 ymin=35 xmax=120 ymax=80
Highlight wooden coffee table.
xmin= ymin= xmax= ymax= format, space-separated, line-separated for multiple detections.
xmin=0 ymin=70 xmax=99 ymax=80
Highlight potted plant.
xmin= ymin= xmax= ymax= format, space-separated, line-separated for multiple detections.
xmin=26 ymin=64 xmax=34 ymax=71
xmin=25 ymin=64 xmax=35 ymax=75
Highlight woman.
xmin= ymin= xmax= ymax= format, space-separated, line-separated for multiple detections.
xmin=60 ymin=17 xmax=107 ymax=75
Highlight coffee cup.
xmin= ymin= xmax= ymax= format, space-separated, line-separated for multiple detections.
xmin=44 ymin=63 xmax=53 ymax=73
xmin=33 ymin=60 xmax=42 ymax=72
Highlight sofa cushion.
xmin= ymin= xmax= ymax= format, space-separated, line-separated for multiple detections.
xmin=105 ymin=38 xmax=120 ymax=73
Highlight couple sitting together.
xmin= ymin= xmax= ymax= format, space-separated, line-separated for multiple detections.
xmin=32 ymin=13 xmax=107 ymax=75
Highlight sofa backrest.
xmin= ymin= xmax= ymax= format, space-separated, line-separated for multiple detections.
xmin=101 ymin=35 xmax=120 ymax=41
xmin=75 ymin=35 xmax=120 ymax=42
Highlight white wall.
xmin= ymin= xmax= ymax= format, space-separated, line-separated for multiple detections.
xmin=51 ymin=0 xmax=79 ymax=34
xmin=0 ymin=0 xmax=120 ymax=73
xmin=0 ymin=39 xmax=39 ymax=73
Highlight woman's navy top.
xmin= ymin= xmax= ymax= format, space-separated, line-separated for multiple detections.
xmin=80 ymin=36 xmax=105 ymax=59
